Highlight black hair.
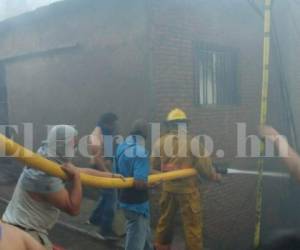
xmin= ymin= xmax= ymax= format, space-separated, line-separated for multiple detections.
xmin=129 ymin=119 xmax=148 ymax=138
xmin=99 ymin=113 xmax=118 ymax=126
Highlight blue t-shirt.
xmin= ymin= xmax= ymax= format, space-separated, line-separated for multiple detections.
xmin=116 ymin=136 xmax=150 ymax=217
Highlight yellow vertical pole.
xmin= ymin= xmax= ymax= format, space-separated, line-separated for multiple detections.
xmin=254 ymin=0 xmax=272 ymax=247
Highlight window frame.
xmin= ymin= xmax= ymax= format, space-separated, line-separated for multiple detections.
xmin=193 ymin=42 xmax=240 ymax=107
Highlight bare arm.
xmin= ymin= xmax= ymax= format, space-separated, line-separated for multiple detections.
xmin=78 ymin=167 xmax=124 ymax=179
xmin=93 ymin=153 xmax=109 ymax=172
xmin=89 ymin=127 xmax=109 ymax=171
xmin=32 ymin=163 xmax=123 ymax=216
xmin=260 ymin=126 xmax=300 ymax=181
xmin=280 ymin=142 xmax=300 ymax=180
xmin=31 ymin=163 xmax=82 ymax=216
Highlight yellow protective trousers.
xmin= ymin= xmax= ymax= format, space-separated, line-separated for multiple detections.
xmin=155 ymin=190 xmax=203 ymax=250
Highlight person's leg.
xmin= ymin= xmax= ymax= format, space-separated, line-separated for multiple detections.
xmin=144 ymin=218 xmax=154 ymax=250
xmin=99 ymin=189 xmax=116 ymax=235
xmin=155 ymin=192 xmax=177 ymax=250
xmin=124 ymin=210 xmax=149 ymax=250
xmin=179 ymin=191 xmax=204 ymax=250
xmin=89 ymin=192 xmax=105 ymax=226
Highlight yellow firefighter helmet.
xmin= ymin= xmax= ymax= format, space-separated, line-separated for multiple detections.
xmin=166 ymin=108 xmax=188 ymax=122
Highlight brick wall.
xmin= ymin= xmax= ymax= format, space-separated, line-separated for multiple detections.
xmin=0 ymin=0 xmax=151 ymax=152
xmin=0 ymin=1 xmax=298 ymax=249
xmin=149 ymin=0 xmax=289 ymax=157
xmin=148 ymin=1 xmax=293 ymax=249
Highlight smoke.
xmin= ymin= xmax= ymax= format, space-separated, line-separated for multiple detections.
xmin=0 ymin=0 xmax=63 ymax=22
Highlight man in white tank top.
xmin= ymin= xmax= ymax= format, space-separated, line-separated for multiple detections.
xmin=2 ymin=125 xmax=122 ymax=249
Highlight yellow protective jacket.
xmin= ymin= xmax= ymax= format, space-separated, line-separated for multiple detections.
xmin=151 ymin=131 xmax=215 ymax=193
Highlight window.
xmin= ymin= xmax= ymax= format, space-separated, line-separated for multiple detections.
xmin=194 ymin=43 xmax=238 ymax=105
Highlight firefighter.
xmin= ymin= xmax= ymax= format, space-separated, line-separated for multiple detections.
xmin=151 ymin=108 xmax=221 ymax=250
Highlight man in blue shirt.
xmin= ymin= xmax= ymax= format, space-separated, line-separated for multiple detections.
xmin=116 ymin=119 xmax=153 ymax=250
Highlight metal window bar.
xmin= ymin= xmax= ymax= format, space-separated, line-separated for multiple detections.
xmin=198 ymin=50 xmax=220 ymax=105
xmin=195 ymin=44 xmax=238 ymax=105
xmin=212 ymin=52 xmax=217 ymax=104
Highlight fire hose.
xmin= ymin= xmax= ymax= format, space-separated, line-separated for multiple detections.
xmin=0 ymin=133 xmax=288 ymax=189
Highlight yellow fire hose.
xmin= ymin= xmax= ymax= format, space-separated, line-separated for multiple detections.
xmin=0 ymin=133 xmax=197 ymax=188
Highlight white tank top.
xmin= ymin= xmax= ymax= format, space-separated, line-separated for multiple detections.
xmin=2 ymin=179 xmax=60 ymax=234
